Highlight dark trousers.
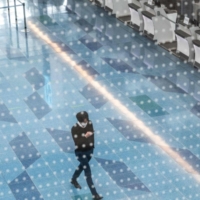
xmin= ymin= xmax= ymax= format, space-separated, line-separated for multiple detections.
xmin=72 ymin=148 xmax=97 ymax=195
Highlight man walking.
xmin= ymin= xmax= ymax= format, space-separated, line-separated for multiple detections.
xmin=70 ymin=111 xmax=103 ymax=200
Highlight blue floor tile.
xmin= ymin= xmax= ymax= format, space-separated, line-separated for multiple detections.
xmin=9 ymin=132 xmax=41 ymax=169
xmin=79 ymin=83 xmax=108 ymax=108
xmin=107 ymin=117 xmax=155 ymax=144
xmin=0 ymin=103 xmax=17 ymax=123
xmin=0 ymin=175 xmax=13 ymax=197
xmin=0 ymin=0 xmax=200 ymax=199
xmin=191 ymin=102 xmax=200 ymax=118
xmin=24 ymin=67 xmax=46 ymax=90
xmin=172 ymin=148 xmax=200 ymax=173
xmin=79 ymin=34 xmax=103 ymax=52
xmin=0 ymin=195 xmax=16 ymax=200
xmin=8 ymin=171 xmax=44 ymax=200
xmin=46 ymin=128 xmax=75 ymax=153
xmin=51 ymin=41 xmax=76 ymax=55
xmin=39 ymin=185 xmax=70 ymax=200
xmin=74 ymin=19 xmax=94 ymax=33
xmin=24 ymin=92 xmax=52 ymax=119
xmin=154 ymin=188 xmax=187 ymax=200
xmin=102 ymin=57 xmax=136 ymax=74
xmin=77 ymin=60 xmax=100 ymax=77
xmin=26 ymin=158 xmax=54 ymax=180
xmin=144 ymin=75 xmax=187 ymax=94
xmin=130 ymin=95 xmax=169 ymax=117
xmin=95 ymin=157 xmax=150 ymax=192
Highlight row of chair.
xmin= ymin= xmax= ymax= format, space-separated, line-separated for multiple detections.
xmin=93 ymin=0 xmax=200 ymax=68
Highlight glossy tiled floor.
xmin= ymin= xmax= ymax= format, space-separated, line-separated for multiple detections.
xmin=0 ymin=0 xmax=200 ymax=199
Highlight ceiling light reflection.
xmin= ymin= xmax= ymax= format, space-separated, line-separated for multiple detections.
xmin=27 ymin=21 xmax=200 ymax=183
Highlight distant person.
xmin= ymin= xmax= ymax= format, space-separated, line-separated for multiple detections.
xmin=70 ymin=111 xmax=103 ymax=200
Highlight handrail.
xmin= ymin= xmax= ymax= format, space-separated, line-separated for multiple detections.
xmin=15 ymin=0 xmax=28 ymax=31
xmin=159 ymin=12 xmax=200 ymax=28
xmin=0 ymin=0 xmax=29 ymax=57
xmin=0 ymin=5 xmax=21 ymax=9
xmin=158 ymin=13 xmax=178 ymax=25
xmin=1 ymin=0 xmax=28 ymax=32
xmin=16 ymin=0 xmax=24 ymax=4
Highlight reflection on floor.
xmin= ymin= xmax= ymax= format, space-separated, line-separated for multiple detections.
xmin=0 ymin=0 xmax=200 ymax=199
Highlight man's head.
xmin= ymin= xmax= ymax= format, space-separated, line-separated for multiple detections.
xmin=76 ymin=111 xmax=89 ymax=123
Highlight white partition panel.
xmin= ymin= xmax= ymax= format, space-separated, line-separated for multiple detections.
xmin=167 ymin=13 xmax=177 ymax=41
xmin=130 ymin=8 xmax=141 ymax=27
xmin=176 ymin=75 xmax=190 ymax=93
xmin=114 ymin=0 xmax=130 ymax=17
xmin=144 ymin=48 xmax=155 ymax=68
xmin=194 ymin=45 xmax=200 ymax=64
xmin=130 ymin=40 xmax=144 ymax=58
xmin=143 ymin=16 xmax=154 ymax=36
xmin=99 ymin=0 xmax=104 ymax=4
xmin=176 ymin=35 xmax=190 ymax=57
xmin=105 ymin=0 xmax=113 ymax=10
xmin=153 ymin=16 xmax=174 ymax=43
xmin=194 ymin=84 xmax=200 ymax=101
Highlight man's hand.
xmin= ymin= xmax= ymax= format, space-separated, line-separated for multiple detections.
xmin=85 ymin=132 xmax=93 ymax=138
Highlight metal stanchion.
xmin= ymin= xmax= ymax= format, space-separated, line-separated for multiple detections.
xmin=1 ymin=0 xmax=29 ymax=58
xmin=13 ymin=0 xmax=18 ymax=29
xmin=16 ymin=26 xmax=20 ymax=48
xmin=23 ymin=3 xmax=27 ymax=31
xmin=23 ymin=2 xmax=29 ymax=57
xmin=2 ymin=0 xmax=30 ymax=56
xmin=21 ymin=2 xmax=29 ymax=33
xmin=6 ymin=0 xmax=11 ymax=25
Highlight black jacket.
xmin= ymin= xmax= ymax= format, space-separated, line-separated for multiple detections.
xmin=71 ymin=120 xmax=95 ymax=152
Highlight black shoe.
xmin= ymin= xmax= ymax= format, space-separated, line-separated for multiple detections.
xmin=93 ymin=194 xmax=103 ymax=200
xmin=70 ymin=179 xmax=81 ymax=189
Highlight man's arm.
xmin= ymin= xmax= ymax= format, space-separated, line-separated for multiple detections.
xmin=85 ymin=131 xmax=93 ymax=138
xmin=71 ymin=126 xmax=81 ymax=144
xmin=85 ymin=121 xmax=94 ymax=138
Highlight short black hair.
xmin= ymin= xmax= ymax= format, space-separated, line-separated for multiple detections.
xmin=76 ymin=111 xmax=89 ymax=122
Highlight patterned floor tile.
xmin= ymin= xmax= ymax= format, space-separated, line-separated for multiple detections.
xmin=0 ymin=103 xmax=17 ymax=123
xmin=172 ymin=148 xmax=200 ymax=174
xmin=71 ymin=193 xmax=93 ymax=200
xmin=24 ymin=92 xmax=52 ymax=119
xmin=77 ymin=60 xmax=100 ymax=77
xmin=46 ymin=128 xmax=75 ymax=153
xmin=51 ymin=41 xmax=76 ymax=54
xmin=144 ymin=75 xmax=186 ymax=94
xmin=79 ymin=35 xmax=103 ymax=51
xmin=24 ymin=67 xmax=46 ymax=90
xmin=191 ymin=102 xmax=200 ymax=118
xmin=107 ymin=118 xmax=155 ymax=144
xmin=130 ymin=95 xmax=169 ymax=117
xmin=8 ymin=171 xmax=43 ymax=200
xmin=0 ymin=0 xmax=200 ymax=199
xmin=39 ymin=15 xmax=58 ymax=26
xmin=95 ymin=157 xmax=150 ymax=192
xmin=102 ymin=57 xmax=137 ymax=74
xmin=74 ymin=19 xmax=94 ymax=33
xmin=79 ymin=83 xmax=108 ymax=108
xmin=39 ymin=185 xmax=69 ymax=200
xmin=9 ymin=132 xmax=41 ymax=169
